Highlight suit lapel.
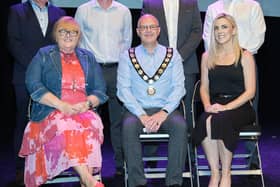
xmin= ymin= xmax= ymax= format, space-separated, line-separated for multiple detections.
xmin=157 ymin=0 xmax=168 ymax=39
xmin=46 ymin=6 xmax=54 ymax=38
xmin=178 ymin=0 xmax=185 ymax=35
xmin=26 ymin=1 xmax=45 ymax=38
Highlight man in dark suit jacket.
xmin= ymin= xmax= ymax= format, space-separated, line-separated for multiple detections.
xmin=142 ymin=0 xmax=202 ymax=130
xmin=7 ymin=0 xmax=65 ymax=184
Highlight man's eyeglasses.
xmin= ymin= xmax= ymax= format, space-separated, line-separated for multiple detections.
xmin=58 ymin=29 xmax=79 ymax=37
xmin=138 ymin=25 xmax=159 ymax=31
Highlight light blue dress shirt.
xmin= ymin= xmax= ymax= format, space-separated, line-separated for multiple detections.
xmin=117 ymin=44 xmax=186 ymax=117
xmin=30 ymin=0 xmax=49 ymax=36
xmin=75 ymin=0 xmax=132 ymax=63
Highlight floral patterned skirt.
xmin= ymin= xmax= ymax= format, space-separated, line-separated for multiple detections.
xmin=19 ymin=110 xmax=104 ymax=187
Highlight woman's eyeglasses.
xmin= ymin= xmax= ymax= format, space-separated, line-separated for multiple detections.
xmin=58 ymin=29 xmax=79 ymax=37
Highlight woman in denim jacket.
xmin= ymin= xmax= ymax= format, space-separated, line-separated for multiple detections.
xmin=19 ymin=16 xmax=107 ymax=187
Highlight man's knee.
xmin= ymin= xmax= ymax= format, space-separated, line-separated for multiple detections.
xmin=169 ymin=115 xmax=188 ymax=137
xmin=122 ymin=115 xmax=141 ymax=139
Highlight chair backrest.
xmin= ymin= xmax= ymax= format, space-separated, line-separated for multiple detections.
xmin=191 ymin=80 xmax=203 ymax=130
xmin=27 ymin=97 xmax=32 ymax=120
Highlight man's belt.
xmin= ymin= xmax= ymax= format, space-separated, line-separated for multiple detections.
xmin=99 ymin=62 xmax=118 ymax=68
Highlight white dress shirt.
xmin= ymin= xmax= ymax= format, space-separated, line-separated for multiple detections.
xmin=75 ymin=0 xmax=132 ymax=63
xmin=163 ymin=0 xmax=179 ymax=49
xmin=30 ymin=0 xmax=49 ymax=36
xmin=203 ymin=0 xmax=266 ymax=54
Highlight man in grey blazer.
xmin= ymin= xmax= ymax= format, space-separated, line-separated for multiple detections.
xmin=142 ymin=0 xmax=202 ymax=131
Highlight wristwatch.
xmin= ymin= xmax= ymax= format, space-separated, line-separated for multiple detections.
xmin=162 ymin=109 xmax=169 ymax=114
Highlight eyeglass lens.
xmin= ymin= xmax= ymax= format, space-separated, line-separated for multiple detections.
xmin=58 ymin=29 xmax=78 ymax=37
xmin=138 ymin=25 xmax=159 ymax=30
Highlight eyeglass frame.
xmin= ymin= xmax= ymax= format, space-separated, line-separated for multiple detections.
xmin=58 ymin=29 xmax=79 ymax=37
xmin=137 ymin=24 xmax=159 ymax=31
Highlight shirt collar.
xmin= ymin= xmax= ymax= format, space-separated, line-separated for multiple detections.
xmin=140 ymin=43 xmax=160 ymax=55
xmin=30 ymin=0 xmax=49 ymax=10
xmin=92 ymin=0 xmax=117 ymax=10
xmin=222 ymin=0 xmax=241 ymax=3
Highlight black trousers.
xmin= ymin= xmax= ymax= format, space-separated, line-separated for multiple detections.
xmin=14 ymin=84 xmax=29 ymax=171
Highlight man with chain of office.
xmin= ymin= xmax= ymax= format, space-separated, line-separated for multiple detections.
xmin=117 ymin=14 xmax=187 ymax=187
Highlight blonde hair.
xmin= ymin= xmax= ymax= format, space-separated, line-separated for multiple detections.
xmin=53 ymin=16 xmax=81 ymax=41
xmin=207 ymin=13 xmax=241 ymax=69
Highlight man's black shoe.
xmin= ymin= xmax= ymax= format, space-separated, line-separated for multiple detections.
xmin=15 ymin=169 xmax=24 ymax=186
xmin=168 ymin=184 xmax=181 ymax=187
xmin=248 ymin=163 xmax=260 ymax=179
xmin=249 ymin=163 xmax=260 ymax=170
xmin=136 ymin=185 xmax=147 ymax=187
xmin=114 ymin=167 xmax=124 ymax=177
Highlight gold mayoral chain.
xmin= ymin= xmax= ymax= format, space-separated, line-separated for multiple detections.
xmin=128 ymin=47 xmax=173 ymax=96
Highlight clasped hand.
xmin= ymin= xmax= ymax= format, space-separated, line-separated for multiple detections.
xmin=59 ymin=101 xmax=90 ymax=115
xmin=205 ymin=103 xmax=227 ymax=113
xmin=139 ymin=111 xmax=168 ymax=133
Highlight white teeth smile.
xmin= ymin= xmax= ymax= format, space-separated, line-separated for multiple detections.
xmin=218 ymin=34 xmax=225 ymax=39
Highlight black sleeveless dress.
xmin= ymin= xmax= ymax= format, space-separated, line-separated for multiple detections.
xmin=193 ymin=58 xmax=256 ymax=152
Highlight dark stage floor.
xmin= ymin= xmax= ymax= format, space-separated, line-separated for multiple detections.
xmin=1 ymin=122 xmax=279 ymax=187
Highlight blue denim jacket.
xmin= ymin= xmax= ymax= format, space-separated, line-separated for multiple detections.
xmin=25 ymin=45 xmax=108 ymax=122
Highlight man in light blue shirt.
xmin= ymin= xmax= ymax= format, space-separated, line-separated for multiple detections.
xmin=117 ymin=14 xmax=187 ymax=187
xmin=75 ymin=0 xmax=132 ymax=176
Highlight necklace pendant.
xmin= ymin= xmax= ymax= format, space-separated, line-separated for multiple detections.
xmin=147 ymin=86 xmax=156 ymax=96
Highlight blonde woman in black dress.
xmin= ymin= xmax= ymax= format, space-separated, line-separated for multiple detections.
xmin=193 ymin=13 xmax=256 ymax=187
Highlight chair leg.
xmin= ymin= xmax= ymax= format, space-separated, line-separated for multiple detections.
xmin=255 ymin=143 xmax=265 ymax=187
xmin=124 ymin=161 xmax=128 ymax=187
xmin=193 ymin=146 xmax=200 ymax=187
xmin=187 ymin=144 xmax=194 ymax=187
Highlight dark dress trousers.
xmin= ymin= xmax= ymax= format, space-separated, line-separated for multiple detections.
xmin=7 ymin=0 xmax=66 ymax=171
